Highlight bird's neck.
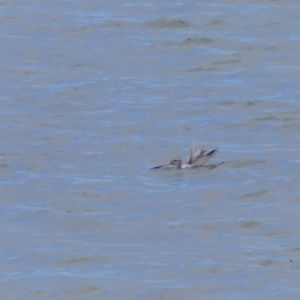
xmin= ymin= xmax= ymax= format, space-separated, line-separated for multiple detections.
xmin=176 ymin=161 xmax=182 ymax=169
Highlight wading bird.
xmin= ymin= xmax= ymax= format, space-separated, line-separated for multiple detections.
xmin=151 ymin=144 xmax=224 ymax=170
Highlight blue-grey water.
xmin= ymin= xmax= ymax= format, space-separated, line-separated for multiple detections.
xmin=1 ymin=1 xmax=300 ymax=299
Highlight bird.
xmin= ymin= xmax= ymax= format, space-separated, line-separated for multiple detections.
xmin=150 ymin=144 xmax=224 ymax=170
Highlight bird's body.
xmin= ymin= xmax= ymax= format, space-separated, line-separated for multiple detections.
xmin=150 ymin=145 xmax=224 ymax=170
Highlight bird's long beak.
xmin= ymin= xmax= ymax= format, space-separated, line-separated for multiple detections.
xmin=150 ymin=163 xmax=171 ymax=169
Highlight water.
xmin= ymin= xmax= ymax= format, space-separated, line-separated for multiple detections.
xmin=1 ymin=1 xmax=300 ymax=299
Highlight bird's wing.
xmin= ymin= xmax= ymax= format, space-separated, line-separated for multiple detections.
xmin=187 ymin=146 xmax=206 ymax=164
xmin=191 ymin=148 xmax=218 ymax=166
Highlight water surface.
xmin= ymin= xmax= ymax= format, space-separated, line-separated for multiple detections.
xmin=1 ymin=1 xmax=300 ymax=299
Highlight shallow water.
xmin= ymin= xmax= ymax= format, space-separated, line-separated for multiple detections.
xmin=1 ymin=1 xmax=300 ymax=299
